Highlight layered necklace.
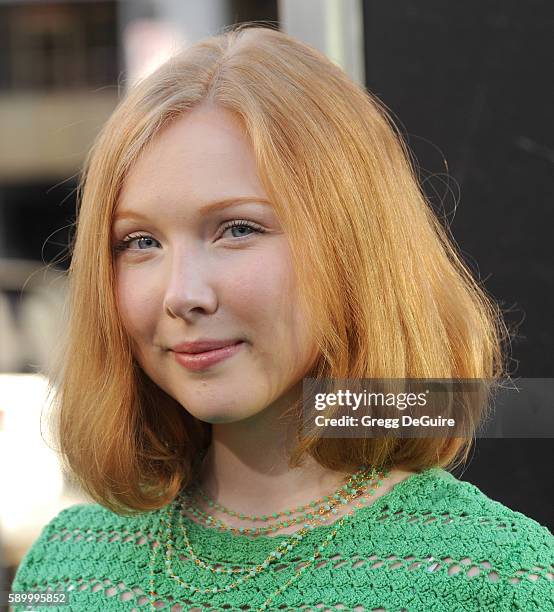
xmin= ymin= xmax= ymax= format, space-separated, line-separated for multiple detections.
xmin=148 ymin=464 xmax=390 ymax=611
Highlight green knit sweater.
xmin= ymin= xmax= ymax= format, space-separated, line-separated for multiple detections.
xmin=10 ymin=467 xmax=554 ymax=611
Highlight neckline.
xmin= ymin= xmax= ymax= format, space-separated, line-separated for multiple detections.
xmin=177 ymin=466 xmax=449 ymax=546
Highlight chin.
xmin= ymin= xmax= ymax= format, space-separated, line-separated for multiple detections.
xmin=187 ymin=404 xmax=264 ymax=425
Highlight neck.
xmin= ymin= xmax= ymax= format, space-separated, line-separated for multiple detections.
xmin=194 ymin=383 xmax=350 ymax=515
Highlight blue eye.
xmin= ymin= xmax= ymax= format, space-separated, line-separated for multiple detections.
xmin=113 ymin=233 xmax=159 ymax=253
xmin=112 ymin=220 xmax=266 ymax=254
xmin=220 ymin=220 xmax=266 ymax=239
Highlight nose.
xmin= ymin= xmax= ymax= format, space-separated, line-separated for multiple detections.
xmin=163 ymin=250 xmax=218 ymax=321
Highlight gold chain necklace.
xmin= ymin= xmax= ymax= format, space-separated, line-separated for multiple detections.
xmin=148 ymin=466 xmax=390 ymax=610
xmin=173 ymin=467 xmax=381 ymax=576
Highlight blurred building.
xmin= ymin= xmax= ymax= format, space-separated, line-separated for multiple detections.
xmin=0 ymin=1 xmax=120 ymax=588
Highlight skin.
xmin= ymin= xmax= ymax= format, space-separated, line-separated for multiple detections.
xmin=112 ymin=102 xmax=414 ymax=529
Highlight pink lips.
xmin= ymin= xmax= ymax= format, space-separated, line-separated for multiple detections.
xmin=172 ymin=341 xmax=244 ymax=371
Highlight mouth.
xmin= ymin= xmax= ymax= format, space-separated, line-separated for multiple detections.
xmin=171 ymin=341 xmax=245 ymax=371
xmin=171 ymin=338 xmax=244 ymax=354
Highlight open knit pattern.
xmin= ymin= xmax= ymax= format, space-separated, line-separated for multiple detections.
xmin=11 ymin=467 xmax=554 ymax=611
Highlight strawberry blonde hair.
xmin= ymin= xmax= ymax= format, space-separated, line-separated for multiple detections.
xmin=47 ymin=23 xmax=508 ymax=513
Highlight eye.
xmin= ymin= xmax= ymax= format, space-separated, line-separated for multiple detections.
xmin=220 ymin=219 xmax=266 ymax=239
xmin=112 ymin=220 xmax=266 ymax=255
xmin=113 ymin=233 xmax=160 ymax=253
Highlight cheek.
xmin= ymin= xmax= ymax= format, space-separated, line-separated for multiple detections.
xmin=115 ymin=268 xmax=161 ymax=344
xmin=225 ymin=249 xmax=295 ymax=329
xmin=233 ymin=249 xmax=315 ymax=362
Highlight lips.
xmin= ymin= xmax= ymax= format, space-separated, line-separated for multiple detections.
xmin=172 ymin=341 xmax=245 ymax=371
xmin=171 ymin=339 xmax=243 ymax=354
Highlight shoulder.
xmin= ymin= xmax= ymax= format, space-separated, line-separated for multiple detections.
xmin=370 ymin=467 xmax=554 ymax=610
xmin=390 ymin=467 xmax=554 ymax=563
xmin=11 ymin=501 xmax=161 ymax=594
xmin=410 ymin=467 xmax=553 ymax=534
xmin=389 ymin=466 xmax=551 ymax=520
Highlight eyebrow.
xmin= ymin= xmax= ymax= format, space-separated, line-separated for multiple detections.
xmin=113 ymin=197 xmax=272 ymax=222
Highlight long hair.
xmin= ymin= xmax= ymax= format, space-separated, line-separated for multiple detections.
xmin=47 ymin=23 xmax=509 ymax=513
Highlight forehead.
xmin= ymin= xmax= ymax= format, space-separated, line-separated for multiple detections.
xmin=118 ymin=104 xmax=265 ymax=211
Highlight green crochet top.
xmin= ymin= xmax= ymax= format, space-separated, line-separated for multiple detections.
xmin=10 ymin=467 xmax=554 ymax=611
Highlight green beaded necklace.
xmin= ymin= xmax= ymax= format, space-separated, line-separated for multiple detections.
xmin=174 ymin=467 xmax=382 ymax=572
xmin=193 ymin=464 xmax=371 ymax=520
xmin=182 ymin=464 xmax=376 ymax=536
xmin=148 ymin=465 xmax=390 ymax=611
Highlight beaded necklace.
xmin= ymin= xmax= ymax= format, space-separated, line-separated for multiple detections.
xmin=148 ymin=465 xmax=390 ymax=611
xmin=181 ymin=464 xmax=375 ymax=536
xmin=193 ymin=464 xmax=370 ymax=521
xmin=173 ymin=467 xmax=381 ymax=574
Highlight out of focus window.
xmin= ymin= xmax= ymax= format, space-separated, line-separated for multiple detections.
xmin=0 ymin=1 xmax=118 ymax=91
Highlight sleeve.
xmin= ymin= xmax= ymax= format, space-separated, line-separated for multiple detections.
xmin=498 ymin=520 xmax=554 ymax=612
xmin=474 ymin=514 xmax=554 ymax=612
xmin=9 ymin=505 xmax=88 ymax=611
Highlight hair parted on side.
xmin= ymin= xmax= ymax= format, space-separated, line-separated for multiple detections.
xmin=45 ymin=22 xmax=509 ymax=514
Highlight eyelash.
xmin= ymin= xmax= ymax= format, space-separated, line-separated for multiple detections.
xmin=112 ymin=219 xmax=266 ymax=254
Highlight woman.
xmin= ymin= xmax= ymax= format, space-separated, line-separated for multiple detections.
xmin=11 ymin=23 xmax=553 ymax=611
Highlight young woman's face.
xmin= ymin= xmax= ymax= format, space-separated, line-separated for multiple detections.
xmin=112 ymin=104 xmax=319 ymax=423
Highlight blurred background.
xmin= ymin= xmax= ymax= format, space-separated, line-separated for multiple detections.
xmin=0 ymin=0 xmax=552 ymax=595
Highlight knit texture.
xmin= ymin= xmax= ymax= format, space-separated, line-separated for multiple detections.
xmin=11 ymin=467 xmax=554 ymax=611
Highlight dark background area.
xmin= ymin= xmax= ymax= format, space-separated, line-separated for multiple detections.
xmin=363 ymin=0 xmax=553 ymax=529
